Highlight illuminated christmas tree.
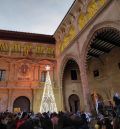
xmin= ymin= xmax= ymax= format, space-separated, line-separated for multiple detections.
xmin=40 ymin=65 xmax=57 ymax=113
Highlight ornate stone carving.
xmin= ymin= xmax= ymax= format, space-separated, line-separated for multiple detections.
xmin=78 ymin=0 xmax=106 ymax=29
xmin=80 ymin=0 xmax=89 ymax=13
xmin=78 ymin=12 xmax=88 ymax=29
xmin=58 ymin=0 xmax=106 ymax=54
xmin=19 ymin=63 xmax=29 ymax=76
xmin=16 ymin=62 xmax=32 ymax=81
xmin=0 ymin=40 xmax=55 ymax=58
xmin=60 ymin=25 xmax=76 ymax=52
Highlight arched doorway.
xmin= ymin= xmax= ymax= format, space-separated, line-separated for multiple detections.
xmin=85 ymin=27 xmax=120 ymax=111
xmin=62 ymin=59 xmax=81 ymax=111
xmin=13 ymin=96 xmax=30 ymax=112
xmin=69 ymin=94 xmax=80 ymax=113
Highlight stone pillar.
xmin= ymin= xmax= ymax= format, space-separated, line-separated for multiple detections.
xmin=57 ymin=62 xmax=64 ymax=111
xmin=59 ymin=86 xmax=64 ymax=111
xmin=31 ymin=88 xmax=34 ymax=111
xmin=56 ymin=67 xmax=64 ymax=111
xmin=49 ymin=66 xmax=54 ymax=87
xmin=34 ymin=65 xmax=39 ymax=81
xmin=31 ymin=65 xmax=35 ymax=81
xmin=8 ymin=62 xmax=14 ymax=81
xmin=7 ymin=89 xmax=13 ymax=112
xmin=79 ymin=58 xmax=91 ymax=112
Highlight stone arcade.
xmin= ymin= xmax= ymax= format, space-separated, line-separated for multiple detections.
xmin=0 ymin=0 xmax=120 ymax=113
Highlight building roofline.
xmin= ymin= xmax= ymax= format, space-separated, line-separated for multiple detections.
xmin=0 ymin=0 xmax=77 ymax=42
xmin=0 ymin=29 xmax=55 ymax=44
xmin=53 ymin=0 xmax=76 ymax=36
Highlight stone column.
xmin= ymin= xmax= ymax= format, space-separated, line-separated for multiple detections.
xmin=57 ymin=62 xmax=64 ymax=111
xmin=8 ymin=62 xmax=14 ymax=81
xmin=7 ymin=89 xmax=13 ymax=112
xmin=33 ymin=65 xmax=39 ymax=81
xmin=31 ymin=88 xmax=34 ymax=111
xmin=31 ymin=65 xmax=35 ymax=81
xmin=60 ymin=82 xmax=65 ymax=111
xmin=59 ymin=86 xmax=64 ymax=111
xmin=79 ymin=58 xmax=91 ymax=112
xmin=49 ymin=66 xmax=54 ymax=88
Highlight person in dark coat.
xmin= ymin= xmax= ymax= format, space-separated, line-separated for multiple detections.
xmin=104 ymin=117 xmax=113 ymax=129
xmin=0 ymin=117 xmax=7 ymax=129
xmin=18 ymin=117 xmax=42 ymax=129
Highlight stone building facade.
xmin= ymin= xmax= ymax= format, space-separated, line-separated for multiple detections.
xmin=54 ymin=0 xmax=120 ymax=112
xmin=0 ymin=32 xmax=59 ymax=112
xmin=0 ymin=0 xmax=120 ymax=113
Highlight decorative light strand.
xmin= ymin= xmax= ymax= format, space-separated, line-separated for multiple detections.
xmin=40 ymin=70 xmax=57 ymax=113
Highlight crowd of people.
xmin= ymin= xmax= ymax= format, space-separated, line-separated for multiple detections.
xmin=0 ymin=94 xmax=120 ymax=129
xmin=0 ymin=110 xmax=90 ymax=129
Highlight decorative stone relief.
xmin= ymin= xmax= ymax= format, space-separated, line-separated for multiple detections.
xmin=78 ymin=0 xmax=106 ymax=29
xmin=60 ymin=25 xmax=76 ymax=52
xmin=19 ymin=63 xmax=30 ymax=76
xmin=80 ymin=0 xmax=89 ymax=13
xmin=0 ymin=40 xmax=55 ymax=58
xmin=17 ymin=62 xmax=31 ymax=81
xmin=57 ymin=0 xmax=106 ymax=54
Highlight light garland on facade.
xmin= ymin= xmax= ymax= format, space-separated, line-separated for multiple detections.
xmin=40 ymin=65 xmax=57 ymax=113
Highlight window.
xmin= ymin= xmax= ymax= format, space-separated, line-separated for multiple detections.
xmin=71 ymin=70 xmax=77 ymax=80
xmin=41 ymin=71 xmax=47 ymax=82
xmin=93 ymin=70 xmax=99 ymax=77
xmin=118 ymin=63 xmax=120 ymax=69
xmin=0 ymin=69 xmax=6 ymax=81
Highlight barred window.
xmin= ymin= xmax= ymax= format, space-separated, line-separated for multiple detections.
xmin=0 ymin=69 xmax=6 ymax=81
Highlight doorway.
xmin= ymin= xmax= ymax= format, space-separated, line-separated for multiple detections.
xmin=69 ymin=94 xmax=80 ymax=113
xmin=13 ymin=96 xmax=30 ymax=112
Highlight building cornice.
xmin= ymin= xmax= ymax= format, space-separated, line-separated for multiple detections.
xmin=0 ymin=29 xmax=55 ymax=44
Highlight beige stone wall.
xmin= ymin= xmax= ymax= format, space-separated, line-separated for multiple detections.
xmin=63 ymin=67 xmax=84 ymax=111
xmin=33 ymin=89 xmax=43 ymax=112
xmin=0 ymin=88 xmax=32 ymax=112
xmin=55 ymin=0 xmax=120 ymax=110
xmin=87 ymin=47 xmax=120 ymax=101
xmin=8 ymin=89 xmax=32 ymax=111
xmin=0 ymin=0 xmax=120 ymax=113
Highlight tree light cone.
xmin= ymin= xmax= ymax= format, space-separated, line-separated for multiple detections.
xmin=40 ymin=71 xmax=57 ymax=113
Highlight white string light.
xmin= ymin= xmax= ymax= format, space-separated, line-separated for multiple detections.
xmin=40 ymin=65 xmax=57 ymax=113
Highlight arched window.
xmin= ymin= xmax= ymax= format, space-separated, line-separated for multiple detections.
xmin=41 ymin=71 xmax=47 ymax=82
